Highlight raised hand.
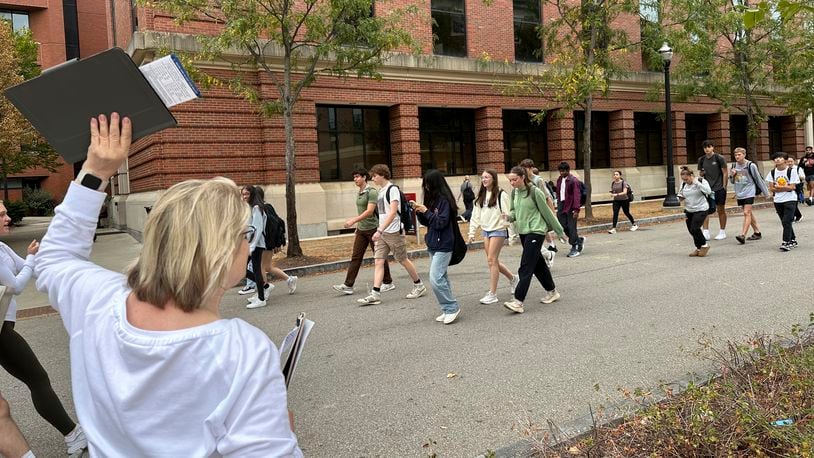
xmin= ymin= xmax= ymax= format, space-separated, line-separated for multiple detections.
xmin=83 ymin=113 xmax=132 ymax=181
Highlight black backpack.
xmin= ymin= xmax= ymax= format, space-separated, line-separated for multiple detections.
xmin=623 ymin=180 xmax=634 ymax=201
xmin=462 ymin=184 xmax=475 ymax=202
xmin=262 ymin=203 xmax=286 ymax=250
xmin=386 ymin=185 xmax=415 ymax=234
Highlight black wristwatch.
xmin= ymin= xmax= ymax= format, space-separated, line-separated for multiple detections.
xmin=76 ymin=170 xmax=108 ymax=192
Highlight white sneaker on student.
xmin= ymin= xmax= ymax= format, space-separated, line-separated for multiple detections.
xmin=714 ymin=230 xmax=727 ymax=240
xmin=479 ymin=291 xmax=499 ymax=304
xmin=246 ymin=297 xmax=267 ymax=309
xmin=332 ymin=284 xmax=354 ymax=295
xmin=357 ymin=291 xmax=382 ymax=305
xmin=287 ymin=276 xmax=298 ymax=294
xmin=406 ymin=283 xmax=427 ymax=299
xmin=702 ymin=229 xmax=711 ymax=240
xmin=380 ymin=283 xmax=396 ymax=293
xmin=65 ymin=425 xmax=88 ymax=456
xmin=246 ymin=284 xmax=271 ymax=302
xmin=435 ymin=313 xmax=446 ymax=322
xmin=608 ymin=227 xmax=616 ymax=234
xmin=443 ymin=309 xmax=461 ymax=325
xmin=509 ymin=274 xmax=520 ymax=295
xmin=630 ymin=224 xmax=639 ymax=231
xmin=237 ymin=285 xmax=256 ymax=295
xmin=540 ymin=289 xmax=561 ymax=304
xmin=503 ymin=298 xmax=524 ymax=314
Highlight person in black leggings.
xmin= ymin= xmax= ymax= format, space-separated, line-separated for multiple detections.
xmin=0 ymin=203 xmax=86 ymax=456
xmin=608 ymin=170 xmax=638 ymax=233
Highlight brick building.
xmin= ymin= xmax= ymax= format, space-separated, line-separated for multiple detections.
xmin=7 ymin=0 xmax=810 ymax=236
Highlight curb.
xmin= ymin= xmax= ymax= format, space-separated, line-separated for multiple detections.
xmin=281 ymin=201 xmax=775 ymax=278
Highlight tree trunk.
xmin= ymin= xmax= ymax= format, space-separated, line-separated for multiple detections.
xmin=282 ymin=60 xmax=303 ymax=257
xmin=583 ymin=95 xmax=594 ymax=219
xmin=1 ymin=157 xmax=7 ymax=201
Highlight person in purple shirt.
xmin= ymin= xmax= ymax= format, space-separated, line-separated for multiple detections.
xmin=555 ymin=162 xmax=585 ymax=258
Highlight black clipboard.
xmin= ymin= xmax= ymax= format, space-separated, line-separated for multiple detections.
xmin=3 ymin=47 xmax=177 ymax=164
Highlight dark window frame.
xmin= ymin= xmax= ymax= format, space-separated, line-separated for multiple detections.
xmin=634 ymin=112 xmax=664 ymax=166
xmin=768 ymin=116 xmax=783 ymax=154
xmin=0 ymin=9 xmax=30 ymax=33
xmin=503 ymin=110 xmax=548 ymax=171
xmin=685 ymin=113 xmax=709 ymax=159
xmin=729 ymin=114 xmax=748 ymax=152
xmin=431 ymin=0 xmax=467 ymax=57
xmin=317 ymin=105 xmax=392 ymax=182
xmin=513 ymin=0 xmax=542 ymax=62
xmin=574 ymin=111 xmax=611 ymax=170
xmin=419 ymin=108 xmax=477 ymax=176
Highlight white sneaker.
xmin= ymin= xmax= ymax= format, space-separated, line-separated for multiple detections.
xmin=479 ymin=291 xmax=499 ymax=304
xmin=540 ymin=289 xmax=561 ymax=304
xmin=702 ymin=229 xmax=711 ymax=240
xmin=406 ymin=283 xmax=427 ymax=299
xmin=714 ymin=230 xmax=727 ymax=240
xmin=357 ymin=291 xmax=381 ymax=305
xmin=332 ymin=284 xmax=353 ymax=295
xmin=238 ymin=285 xmax=256 ymax=295
xmin=246 ymin=284 xmax=271 ymax=302
xmin=286 ymin=276 xmax=298 ymax=294
xmin=443 ymin=309 xmax=461 ymax=324
xmin=65 ymin=424 xmax=88 ymax=456
xmin=503 ymin=298 xmax=524 ymax=314
xmin=380 ymin=283 xmax=396 ymax=293
xmin=246 ymin=297 xmax=267 ymax=309
xmin=608 ymin=228 xmax=616 ymax=234
xmin=630 ymin=224 xmax=639 ymax=231
xmin=435 ymin=313 xmax=446 ymax=322
xmin=509 ymin=274 xmax=520 ymax=295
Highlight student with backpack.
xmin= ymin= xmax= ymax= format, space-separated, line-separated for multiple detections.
xmin=767 ymin=152 xmax=801 ymax=251
xmin=608 ymin=170 xmax=638 ymax=234
xmin=677 ymin=167 xmax=712 ymax=257
xmin=332 ymin=169 xmax=395 ymax=295
xmin=787 ymin=156 xmax=805 ymax=222
xmin=555 ymin=162 xmax=585 ymax=257
xmin=458 ymin=176 xmax=475 ymax=221
xmin=729 ymin=147 xmax=770 ymax=244
xmin=502 ymin=166 xmax=565 ymax=314
xmin=800 ymin=146 xmax=814 ymax=205
xmin=697 ymin=140 xmax=729 ymax=240
xmin=357 ymin=164 xmax=426 ymax=305
xmin=415 ymin=169 xmax=462 ymax=324
xmin=467 ymin=168 xmax=519 ymax=305
xmin=245 ymin=186 xmax=270 ymax=308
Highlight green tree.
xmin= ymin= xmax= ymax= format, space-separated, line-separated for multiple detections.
xmin=0 ymin=22 xmax=60 ymax=201
xmin=769 ymin=5 xmax=814 ymax=118
xmin=509 ymin=0 xmax=636 ymax=218
xmin=664 ymin=0 xmax=802 ymax=158
xmin=143 ymin=0 xmax=417 ymax=256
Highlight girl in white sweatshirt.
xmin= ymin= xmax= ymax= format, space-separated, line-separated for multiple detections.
xmin=467 ymin=169 xmax=519 ymax=304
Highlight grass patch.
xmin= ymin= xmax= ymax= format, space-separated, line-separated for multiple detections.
xmin=529 ymin=316 xmax=814 ymax=457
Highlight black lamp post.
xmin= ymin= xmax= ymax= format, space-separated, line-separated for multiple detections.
xmin=660 ymin=42 xmax=680 ymax=207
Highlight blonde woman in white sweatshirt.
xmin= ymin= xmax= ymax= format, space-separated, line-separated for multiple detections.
xmin=467 ymin=169 xmax=519 ymax=304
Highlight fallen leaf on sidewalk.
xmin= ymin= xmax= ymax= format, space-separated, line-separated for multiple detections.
xmin=447 ymin=372 xmax=457 ymax=379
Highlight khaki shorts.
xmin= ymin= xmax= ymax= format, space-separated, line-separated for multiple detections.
xmin=374 ymin=231 xmax=407 ymax=262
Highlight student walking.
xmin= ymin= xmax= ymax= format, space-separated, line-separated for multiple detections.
xmin=697 ymin=140 xmax=729 ymax=240
xmin=503 ymin=166 xmax=565 ymax=314
xmin=555 ymin=162 xmax=585 ymax=257
xmin=36 ymin=114 xmax=301 ymax=455
xmin=467 ymin=169 xmax=519 ymax=305
xmin=800 ymin=146 xmax=814 ymax=205
xmin=238 ymin=186 xmax=259 ymax=296
xmin=0 ymin=204 xmax=87 ymax=456
xmin=332 ymin=169 xmax=395 ymax=295
xmin=787 ymin=156 xmax=805 ymax=222
xmin=358 ymin=164 xmax=426 ymax=305
xmin=678 ymin=167 xmax=712 ymax=257
xmin=608 ymin=170 xmax=638 ymax=233
xmin=415 ymin=169 xmax=461 ymax=324
xmin=767 ymin=152 xmax=801 ymax=251
xmin=729 ymin=147 xmax=769 ymax=244
xmin=254 ymin=187 xmax=298 ymax=298
xmin=245 ymin=186 xmax=271 ymax=309
xmin=457 ymin=175 xmax=475 ymax=221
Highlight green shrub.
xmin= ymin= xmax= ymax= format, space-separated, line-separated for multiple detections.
xmin=23 ymin=188 xmax=55 ymax=216
xmin=4 ymin=200 xmax=27 ymax=224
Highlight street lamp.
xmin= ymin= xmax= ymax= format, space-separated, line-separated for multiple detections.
xmin=660 ymin=42 xmax=680 ymax=207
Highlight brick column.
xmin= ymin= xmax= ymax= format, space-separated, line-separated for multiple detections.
xmin=389 ymin=104 xmax=422 ymax=179
xmin=609 ymin=110 xmax=635 ymax=168
xmin=708 ymin=112 xmax=731 ymax=158
xmin=475 ymin=106 xmax=504 ymax=172
xmin=782 ymin=115 xmax=806 ymax=155
xmin=758 ymin=120 xmax=770 ymax=161
xmin=664 ymin=111 xmax=687 ymax=165
xmin=547 ymin=110 xmax=576 ymax=170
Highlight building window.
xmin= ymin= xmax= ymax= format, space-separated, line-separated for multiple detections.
xmin=768 ymin=116 xmax=783 ymax=154
xmin=513 ymin=0 xmax=542 ymax=62
xmin=639 ymin=0 xmax=663 ymax=72
xmin=419 ymin=108 xmax=476 ymax=175
xmin=432 ymin=0 xmax=467 ymax=57
xmin=574 ymin=111 xmax=610 ymax=169
xmin=0 ymin=10 xmax=30 ymax=32
xmin=63 ymin=0 xmax=80 ymax=59
xmin=503 ymin=110 xmax=548 ymax=171
xmin=729 ymin=114 xmax=748 ymax=151
xmin=317 ymin=106 xmax=391 ymax=182
xmin=634 ymin=112 xmax=663 ymax=166
xmin=684 ymin=114 xmax=708 ymax=160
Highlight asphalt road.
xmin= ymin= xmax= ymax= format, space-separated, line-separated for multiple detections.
xmin=2 ymin=206 xmax=813 ymax=457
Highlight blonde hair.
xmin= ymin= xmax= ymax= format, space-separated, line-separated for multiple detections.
xmin=127 ymin=177 xmax=250 ymax=312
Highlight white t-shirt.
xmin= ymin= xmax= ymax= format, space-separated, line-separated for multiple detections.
xmin=0 ymin=244 xmax=34 ymax=322
xmin=377 ymin=182 xmax=402 ymax=234
xmin=36 ymin=183 xmax=302 ymax=457
xmin=766 ymin=167 xmax=800 ymax=203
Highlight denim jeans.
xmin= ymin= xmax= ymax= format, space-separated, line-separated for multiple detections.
xmin=428 ymin=250 xmax=459 ymax=314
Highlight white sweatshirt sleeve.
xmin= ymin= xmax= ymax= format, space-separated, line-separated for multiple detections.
xmin=35 ymin=182 xmax=125 ymax=334
xmin=249 ymin=205 xmax=265 ymax=252
xmin=500 ymin=190 xmax=517 ymax=239
xmin=0 ymin=246 xmax=34 ymax=294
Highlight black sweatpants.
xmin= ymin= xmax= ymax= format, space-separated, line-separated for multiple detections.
xmin=0 ymin=321 xmax=75 ymax=436
xmin=775 ymin=201 xmax=797 ymax=243
xmin=514 ymin=233 xmax=555 ymax=302
xmin=246 ymin=248 xmax=266 ymax=300
xmin=685 ymin=210 xmax=707 ymax=249
xmin=557 ymin=211 xmax=579 ymax=246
